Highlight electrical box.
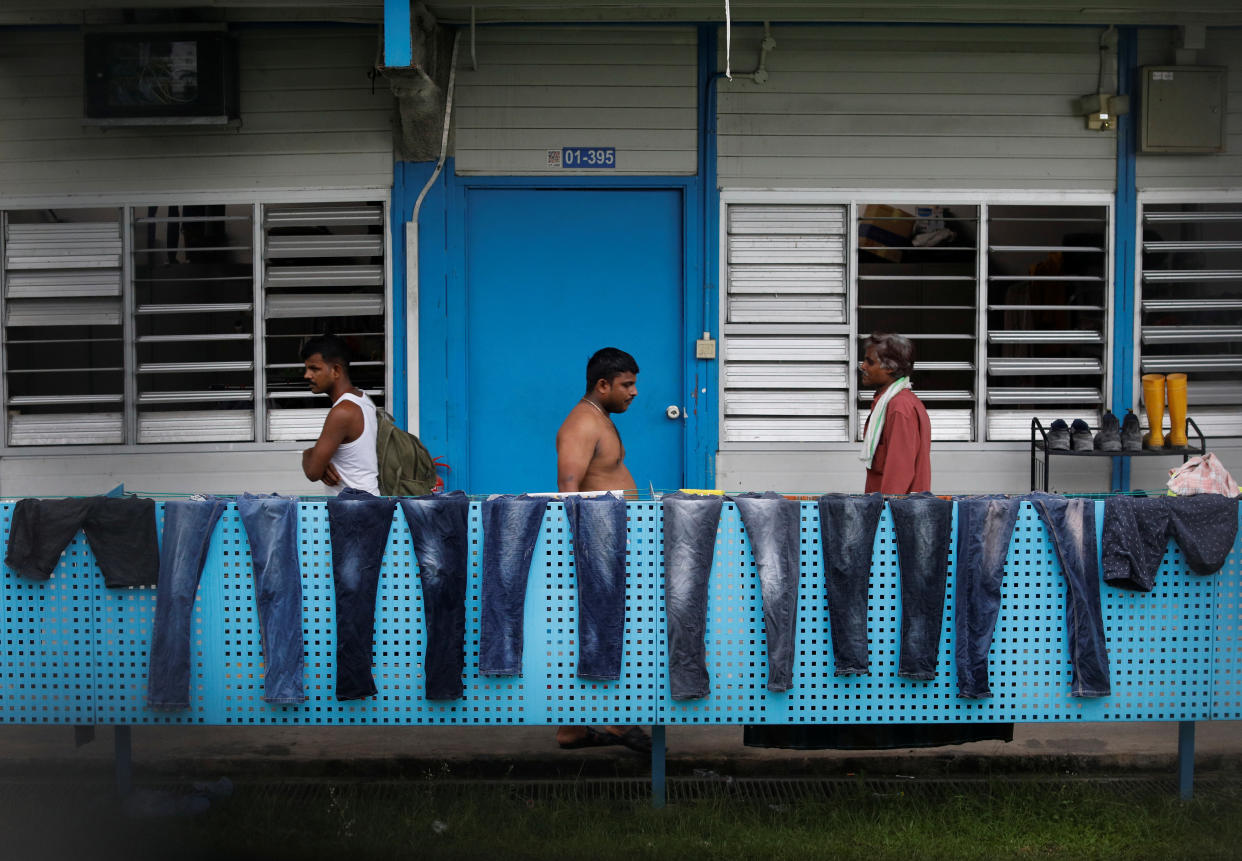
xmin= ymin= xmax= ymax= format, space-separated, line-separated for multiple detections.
xmin=1141 ymin=66 xmax=1227 ymax=154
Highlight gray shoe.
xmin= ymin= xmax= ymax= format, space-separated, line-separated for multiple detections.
xmin=1120 ymin=410 xmax=1142 ymax=451
xmin=1094 ymin=412 xmax=1121 ymax=451
xmin=1046 ymin=419 xmax=1070 ymax=451
xmin=1070 ymin=419 xmax=1093 ymax=451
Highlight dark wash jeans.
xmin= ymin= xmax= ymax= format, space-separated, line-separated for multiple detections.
xmin=887 ymin=493 xmax=954 ymax=681
xmin=1103 ymin=494 xmax=1240 ymax=591
xmin=816 ymin=493 xmax=884 ymax=676
xmin=953 ymin=495 xmax=1023 ymax=698
xmin=564 ymin=493 xmax=629 ymax=681
xmin=326 ymin=487 xmax=396 ymax=701
xmin=5 ymin=496 xmax=159 ymax=587
xmin=662 ymin=492 xmax=724 ymax=699
xmin=1029 ymin=493 xmax=1110 ymax=697
xmin=147 ymin=496 xmax=226 ymax=708
xmin=399 ymin=491 xmax=470 ymax=700
xmin=478 ymin=494 xmax=549 ymax=676
xmin=237 ymin=493 xmax=305 ymax=704
xmin=731 ymin=492 xmax=801 ymax=693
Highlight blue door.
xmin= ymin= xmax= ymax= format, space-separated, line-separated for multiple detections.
xmin=464 ymin=188 xmax=685 ymax=494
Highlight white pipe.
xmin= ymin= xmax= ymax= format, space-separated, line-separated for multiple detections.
xmin=724 ymin=0 xmax=732 ymax=80
xmin=405 ymin=30 xmax=461 ymax=434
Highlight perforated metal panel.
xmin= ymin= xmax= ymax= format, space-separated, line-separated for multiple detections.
xmin=1 ymin=499 xmax=1237 ymax=726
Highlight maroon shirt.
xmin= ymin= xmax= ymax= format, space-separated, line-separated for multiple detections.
xmin=863 ymin=387 xmax=932 ymax=494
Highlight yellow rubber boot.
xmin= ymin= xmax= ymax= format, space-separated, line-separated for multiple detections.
xmin=1166 ymin=373 xmax=1188 ymax=449
xmin=1142 ymin=373 xmax=1166 ymax=450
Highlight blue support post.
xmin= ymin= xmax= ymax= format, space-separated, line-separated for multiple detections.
xmin=1178 ymin=721 xmax=1195 ymax=801
xmin=651 ymin=724 xmax=667 ymax=808
xmin=114 ymin=725 xmax=132 ymax=796
xmin=383 ymin=0 xmax=413 ymax=68
xmin=1110 ymin=26 xmax=1139 ymax=492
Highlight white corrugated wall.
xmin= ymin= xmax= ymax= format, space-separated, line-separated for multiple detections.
xmin=0 ymin=25 xmax=394 ymax=197
xmin=716 ymin=24 xmax=1115 ymax=190
xmin=453 ymin=26 xmax=698 ymax=175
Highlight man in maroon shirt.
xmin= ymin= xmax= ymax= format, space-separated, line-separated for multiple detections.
xmin=860 ymin=331 xmax=931 ymax=494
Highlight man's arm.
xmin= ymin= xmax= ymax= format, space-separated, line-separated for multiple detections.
xmin=302 ymin=402 xmax=358 ymax=485
xmin=556 ymin=414 xmax=599 ymax=492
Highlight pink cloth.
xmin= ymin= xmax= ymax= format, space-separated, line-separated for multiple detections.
xmin=1168 ymin=452 xmax=1239 ymax=498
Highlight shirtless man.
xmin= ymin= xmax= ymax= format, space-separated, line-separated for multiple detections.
xmin=553 ymin=347 xmax=650 ymax=753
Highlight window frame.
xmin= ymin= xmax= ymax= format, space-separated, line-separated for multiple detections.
xmin=0 ymin=187 xmax=392 ymax=454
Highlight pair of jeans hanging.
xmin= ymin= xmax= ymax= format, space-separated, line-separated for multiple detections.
xmin=731 ymin=492 xmax=800 ymax=692
xmin=953 ymin=495 xmax=1023 ymax=698
xmin=816 ymin=493 xmax=884 ymax=676
xmin=1029 ymin=492 xmax=1110 ymax=697
xmin=399 ymin=491 xmax=470 ymax=700
xmin=662 ymin=492 xmax=723 ymax=699
xmin=147 ymin=496 xmax=226 ymax=708
xmin=887 ymin=493 xmax=955 ymax=680
xmin=478 ymin=494 xmax=548 ymax=676
xmin=236 ymin=493 xmax=306 ymax=704
xmin=1102 ymin=494 xmax=1240 ymax=591
xmin=563 ymin=494 xmax=628 ymax=681
xmin=6 ymin=496 xmax=159 ymax=587
xmin=326 ymin=487 xmax=396 ymax=700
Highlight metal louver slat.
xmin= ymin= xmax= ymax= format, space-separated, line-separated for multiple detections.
xmin=267 ymin=407 xmax=331 ymax=441
xmin=1186 ymin=382 xmax=1242 ymax=406
xmin=265 ymin=293 xmax=385 ymax=319
xmin=1144 ymin=240 xmax=1242 ymax=252
xmin=5 ymin=298 xmax=122 ymax=327
xmin=1145 ymin=211 xmax=1242 ymax=223
xmin=1142 ymin=326 xmax=1242 ymax=343
xmin=6 ymin=271 xmax=121 ymax=298
xmin=137 ymin=303 xmax=253 ymax=314
xmin=725 ymin=364 xmax=849 ymax=389
xmin=137 ymin=391 xmax=253 ymax=404
xmin=1141 ymin=355 xmax=1242 ymax=372
xmin=988 ymin=330 xmax=1102 ymax=344
xmin=724 ymin=336 xmax=849 ymax=362
xmin=138 ymin=410 xmax=254 ymax=444
xmin=1142 ymin=298 xmax=1242 ymax=312
xmin=725 ymin=391 xmax=848 ymax=416
xmin=727 ymin=205 xmax=847 ymax=235
xmin=728 ymin=265 xmax=846 ymax=293
xmin=987 ymin=387 xmax=1101 ymax=404
xmin=7 ymin=413 xmax=124 ymax=446
xmin=265 ymin=235 xmax=384 ymax=259
xmin=138 ymin=361 xmax=253 ymax=374
xmin=725 ymin=417 xmax=849 ymax=443
xmin=989 ymin=410 xmax=1100 ymax=441
xmin=264 ymin=205 xmax=383 ymax=228
xmin=728 ymin=236 xmax=845 ymax=265
xmin=264 ymin=265 xmax=384 ymax=288
xmin=1143 ymin=269 xmax=1242 ymax=282
xmin=729 ymin=296 xmax=845 ymax=324
xmin=4 ymin=222 xmax=122 ymax=269
xmin=860 ymin=389 xmax=972 ymax=401
xmin=8 ymin=394 xmax=123 ymax=406
xmin=988 ymin=357 xmax=1102 ymax=375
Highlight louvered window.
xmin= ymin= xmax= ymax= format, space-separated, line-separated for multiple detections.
xmin=720 ymin=199 xmax=1112 ymax=446
xmin=1 ymin=197 xmax=387 ymax=448
xmin=1139 ymin=201 xmax=1242 ymax=439
xmin=722 ymin=205 xmax=851 ymax=443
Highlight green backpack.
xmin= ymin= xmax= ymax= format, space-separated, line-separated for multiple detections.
xmin=375 ymin=408 xmax=438 ymax=496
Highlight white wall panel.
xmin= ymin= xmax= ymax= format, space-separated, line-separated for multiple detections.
xmin=717 ymin=24 xmax=1114 ymax=190
xmin=0 ymin=26 xmax=394 ymax=196
xmin=1136 ymin=28 xmax=1242 ymax=190
xmin=454 ymin=26 xmax=697 ymax=175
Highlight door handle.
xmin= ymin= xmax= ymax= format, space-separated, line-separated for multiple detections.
xmin=665 ymin=405 xmax=682 ymax=420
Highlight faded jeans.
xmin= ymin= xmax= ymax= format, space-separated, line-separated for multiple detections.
xmin=399 ymin=491 xmax=470 ymax=700
xmin=479 ymin=494 xmax=549 ymax=676
xmin=888 ymin=493 xmax=954 ymax=681
xmin=564 ymin=494 xmax=628 ymax=681
xmin=6 ymin=496 xmax=159 ymax=587
xmin=817 ymin=493 xmax=884 ymax=676
xmin=1030 ymin=493 xmax=1110 ymax=697
xmin=237 ymin=493 xmax=305 ymax=704
xmin=147 ymin=496 xmax=226 ymax=708
xmin=732 ymin=492 xmax=801 ymax=693
xmin=327 ymin=487 xmax=396 ymax=701
xmin=662 ymin=492 xmax=723 ymax=699
xmin=953 ymin=495 xmax=1023 ymax=698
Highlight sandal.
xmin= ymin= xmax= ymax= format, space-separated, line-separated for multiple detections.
xmin=558 ymin=727 xmax=623 ymax=750
xmin=614 ymin=727 xmax=652 ymax=755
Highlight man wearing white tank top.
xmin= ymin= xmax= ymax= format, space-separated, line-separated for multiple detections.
xmin=300 ymin=334 xmax=380 ymax=496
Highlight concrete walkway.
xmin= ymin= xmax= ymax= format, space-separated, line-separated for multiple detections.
xmin=3 ymin=722 xmax=1240 ymax=782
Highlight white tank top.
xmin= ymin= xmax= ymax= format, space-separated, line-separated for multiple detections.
xmin=326 ymin=391 xmax=379 ymax=496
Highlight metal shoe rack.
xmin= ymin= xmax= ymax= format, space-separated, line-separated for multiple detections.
xmin=1029 ymin=416 xmax=1206 ymax=491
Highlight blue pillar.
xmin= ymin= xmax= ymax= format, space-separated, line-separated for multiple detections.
xmin=383 ymin=0 xmax=412 ymax=67
xmin=651 ymin=724 xmax=667 ymax=808
xmin=1110 ymin=26 xmax=1139 ymax=492
xmin=697 ymin=24 xmax=721 ymax=489
xmin=1178 ymin=720 xmax=1195 ymax=800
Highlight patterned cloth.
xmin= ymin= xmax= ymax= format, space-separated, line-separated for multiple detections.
xmin=1168 ymin=453 xmax=1239 ymax=498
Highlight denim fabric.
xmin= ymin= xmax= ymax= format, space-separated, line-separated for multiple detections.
xmin=953 ymin=496 xmax=1023 ymax=698
xmin=731 ymin=492 xmax=801 ymax=693
xmin=479 ymin=494 xmax=549 ymax=676
xmin=662 ymin=492 xmax=723 ymax=699
xmin=237 ymin=493 xmax=305 ymax=704
xmin=399 ymin=491 xmax=470 ymax=700
xmin=1103 ymin=494 xmax=1240 ymax=591
xmin=5 ymin=496 xmax=159 ymax=587
xmin=146 ymin=496 xmax=226 ymax=708
xmin=1030 ymin=493 xmax=1110 ymax=697
xmin=887 ymin=493 xmax=954 ymax=680
xmin=564 ymin=493 xmax=628 ymax=681
xmin=816 ymin=493 xmax=884 ymax=676
xmin=326 ymin=487 xmax=396 ymax=701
